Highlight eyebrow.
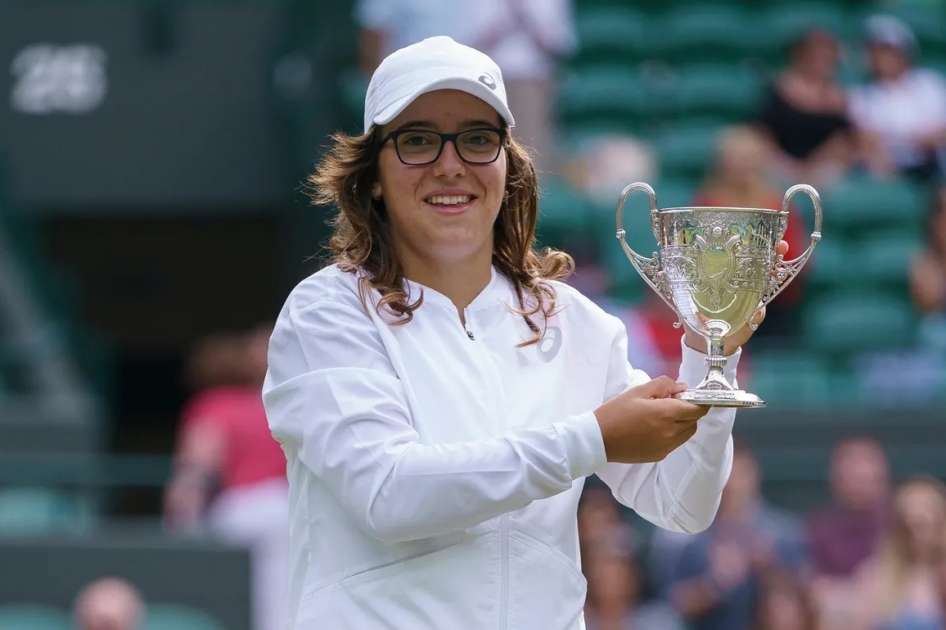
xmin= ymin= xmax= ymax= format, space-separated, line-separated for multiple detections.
xmin=395 ymin=118 xmax=502 ymax=131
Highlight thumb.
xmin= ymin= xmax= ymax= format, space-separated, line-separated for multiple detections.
xmin=631 ymin=376 xmax=687 ymax=399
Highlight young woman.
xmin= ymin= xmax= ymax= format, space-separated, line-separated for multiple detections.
xmin=262 ymin=36 xmax=785 ymax=630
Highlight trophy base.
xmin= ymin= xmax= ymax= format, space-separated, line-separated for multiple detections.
xmin=674 ymin=389 xmax=766 ymax=408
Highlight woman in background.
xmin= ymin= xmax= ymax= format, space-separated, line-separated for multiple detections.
xmin=844 ymin=478 xmax=946 ymax=630
xmin=754 ymin=569 xmax=821 ymax=630
xmin=758 ymin=28 xmax=855 ymax=187
xmin=164 ymin=324 xmax=288 ymax=630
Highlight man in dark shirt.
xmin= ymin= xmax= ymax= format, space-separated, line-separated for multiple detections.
xmin=807 ymin=437 xmax=890 ymax=577
xmin=667 ymin=442 xmax=808 ymax=630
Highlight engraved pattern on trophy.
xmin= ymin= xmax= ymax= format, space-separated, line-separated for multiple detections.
xmin=615 ymin=182 xmax=824 ymax=408
xmin=660 ymin=211 xmax=779 ymax=340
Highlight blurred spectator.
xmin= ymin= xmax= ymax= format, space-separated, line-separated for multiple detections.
xmin=164 ymin=324 xmax=288 ymax=630
xmin=849 ymin=15 xmax=946 ymax=182
xmin=753 ymin=569 xmax=820 ymax=630
xmin=667 ymin=441 xmax=808 ymax=630
xmin=73 ymin=577 xmax=143 ymax=630
xmin=354 ymin=0 xmax=575 ymax=174
xmin=808 ymin=437 xmax=891 ymax=580
xmin=584 ymin=552 xmax=686 ymax=630
xmin=910 ymin=186 xmax=946 ymax=315
xmin=842 ymin=478 xmax=946 ymax=630
xmin=467 ymin=0 xmax=576 ymax=174
xmin=694 ymin=126 xmax=809 ymax=341
xmin=354 ymin=0 xmax=471 ymax=75
xmin=758 ymin=28 xmax=855 ymax=187
xmin=578 ymin=485 xmax=636 ymax=560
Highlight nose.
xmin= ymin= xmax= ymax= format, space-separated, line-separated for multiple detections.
xmin=432 ymin=139 xmax=466 ymax=178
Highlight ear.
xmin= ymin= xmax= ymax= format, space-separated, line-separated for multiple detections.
xmin=372 ymin=181 xmax=382 ymax=199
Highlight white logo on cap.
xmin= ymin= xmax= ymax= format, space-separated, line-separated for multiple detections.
xmin=478 ymin=74 xmax=496 ymax=90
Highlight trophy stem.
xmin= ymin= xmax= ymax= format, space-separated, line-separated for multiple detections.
xmin=673 ymin=336 xmax=766 ymax=408
xmin=698 ymin=337 xmax=734 ymax=392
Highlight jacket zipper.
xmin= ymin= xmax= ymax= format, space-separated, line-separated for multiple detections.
xmin=500 ymin=515 xmax=509 ymax=630
xmin=462 ymin=308 xmax=475 ymax=341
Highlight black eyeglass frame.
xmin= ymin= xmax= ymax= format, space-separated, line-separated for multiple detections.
xmin=380 ymin=127 xmax=508 ymax=166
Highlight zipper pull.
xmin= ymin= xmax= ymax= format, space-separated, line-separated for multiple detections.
xmin=466 ymin=329 xmax=475 ymax=341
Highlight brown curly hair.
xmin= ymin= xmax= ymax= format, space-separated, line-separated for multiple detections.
xmin=308 ymin=126 xmax=573 ymax=346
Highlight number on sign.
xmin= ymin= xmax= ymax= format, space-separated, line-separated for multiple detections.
xmin=10 ymin=43 xmax=108 ymax=115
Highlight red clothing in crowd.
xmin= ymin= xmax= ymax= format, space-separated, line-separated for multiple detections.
xmin=180 ymin=386 xmax=286 ymax=491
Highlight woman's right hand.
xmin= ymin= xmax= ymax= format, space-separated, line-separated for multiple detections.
xmin=594 ymin=376 xmax=710 ymax=464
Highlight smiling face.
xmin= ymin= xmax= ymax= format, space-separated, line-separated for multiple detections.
xmin=374 ymin=89 xmax=507 ymax=270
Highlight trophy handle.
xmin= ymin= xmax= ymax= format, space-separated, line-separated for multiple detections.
xmin=759 ymin=184 xmax=823 ymax=312
xmin=615 ymin=182 xmax=678 ymax=316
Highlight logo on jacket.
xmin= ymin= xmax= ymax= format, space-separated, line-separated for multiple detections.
xmin=536 ymin=326 xmax=562 ymax=363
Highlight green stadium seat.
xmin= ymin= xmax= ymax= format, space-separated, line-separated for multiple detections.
xmin=0 ymin=604 xmax=70 ymax=630
xmin=668 ymin=64 xmax=764 ymax=120
xmin=650 ymin=122 xmax=721 ymax=180
xmin=651 ymin=6 xmax=759 ymax=62
xmin=820 ymin=175 xmax=924 ymax=233
xmin=855 ymin=229 xmax=922 ymax=286
xmin=144 ymin=604 xmax=225 ymax=630
xmin=557 ymin=68 xmax=654 ymax=133
xmin=919 ymin=314 xmax=946 ymax=354
xmin=747 ymin=351 xmax=835 ymax=407
xmin=338 ymin=66 xmax=368 ymax=123
xmin=536 ymin=177 xmax=595 ymax=245
xmin=802 ymin=292 xmax=918 ymax=354
xmin=0 ymin=487 xmax=93 ymax=536
xmin=573 ymin=8 xmax=651 ymax=67
xmin=806 ymin=235 xmax=851 ymax=289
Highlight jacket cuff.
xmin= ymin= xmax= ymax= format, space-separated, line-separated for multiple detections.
xmin=554 ymin=411 xmax=608 ymax=480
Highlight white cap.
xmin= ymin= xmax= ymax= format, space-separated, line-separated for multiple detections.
xmin=864 ymin=14 xmax=917 ymax=56
xmin=363 ymin=36 xmax=515 ymax=135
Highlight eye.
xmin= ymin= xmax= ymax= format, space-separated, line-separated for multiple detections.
xmin=398 ymin=131 xmax=437 ymax=148
xmin=460 ymin=130 xmax=500 ymax=152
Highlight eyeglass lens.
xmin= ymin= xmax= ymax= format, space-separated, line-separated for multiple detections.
xmin=395 ymin=130 xmax=502 ymax=165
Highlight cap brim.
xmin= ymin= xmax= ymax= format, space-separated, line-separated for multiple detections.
xmin=372 ymin=72 xmax=515 ymax=130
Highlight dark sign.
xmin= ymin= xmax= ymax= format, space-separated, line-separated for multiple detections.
xmin=0 ymin=3 xmax=291 ymax=212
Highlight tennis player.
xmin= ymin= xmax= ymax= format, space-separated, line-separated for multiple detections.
xmin=263 ymin=36 xmax=785 ymax=630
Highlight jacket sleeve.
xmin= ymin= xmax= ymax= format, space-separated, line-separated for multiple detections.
xmin=262 ymin=298 xmax=607 ymax=545
xmin=595 ymin=326 xmax=738 ymax=535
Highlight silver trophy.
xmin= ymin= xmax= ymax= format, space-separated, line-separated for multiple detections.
xmin=616 ymin=182 xmax=823 ymax=408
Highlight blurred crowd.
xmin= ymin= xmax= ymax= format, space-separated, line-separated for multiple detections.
xmin=580 ymin=437 xmax=946 ymax=630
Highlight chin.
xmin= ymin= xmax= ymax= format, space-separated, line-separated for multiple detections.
xmin=426 ymin=228 xmax=490 ymax=260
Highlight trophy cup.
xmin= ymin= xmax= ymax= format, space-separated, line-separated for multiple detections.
xmin=616 ymin=182 xmax=823 ymax=407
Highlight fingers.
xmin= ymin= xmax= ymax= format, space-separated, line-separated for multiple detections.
xmin=776 ymin=240 xmax=789 ymax=257
xmin=751 ymin=306 xmax=766 ymax=327
xmin=655 ymin=397 xmax=711 ymax=422
xmin=631 ymin=375 xmax=686 ymax=399
xmin=674 ymin=420 xmax=699 ymax=441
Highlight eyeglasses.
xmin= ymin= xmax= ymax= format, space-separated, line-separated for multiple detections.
xmin=381 ymin=127 xmax=507 ymax=166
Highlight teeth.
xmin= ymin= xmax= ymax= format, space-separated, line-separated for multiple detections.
xmin=427 ymin=195 xmax=471 ymax=205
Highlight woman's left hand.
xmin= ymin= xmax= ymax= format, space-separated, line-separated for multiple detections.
xmin=683 ymin=240 xmax=790 ymax=356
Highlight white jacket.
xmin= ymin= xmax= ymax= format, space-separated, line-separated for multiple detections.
xmin=263 ymin=264 xmax=739 ymax=630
